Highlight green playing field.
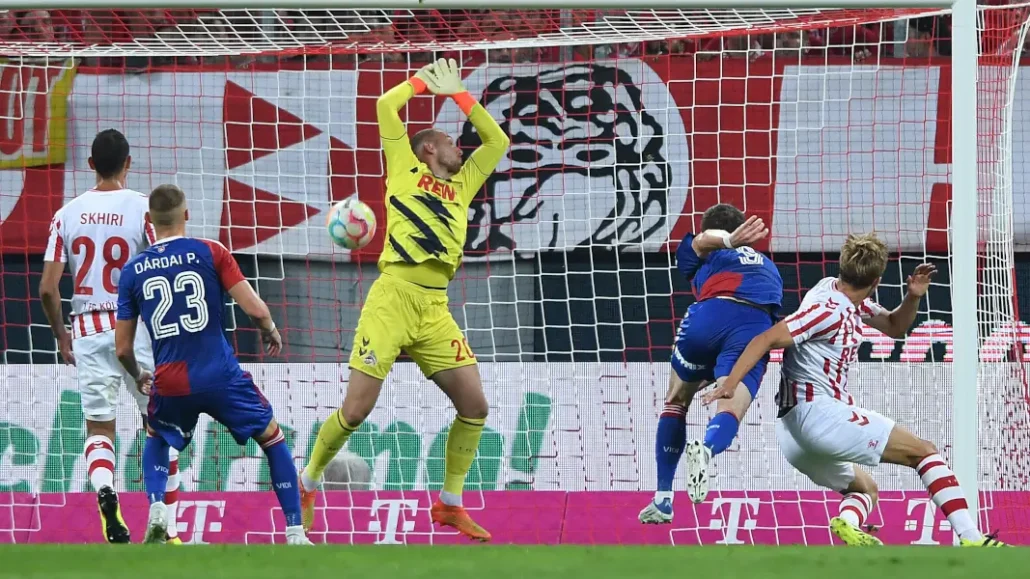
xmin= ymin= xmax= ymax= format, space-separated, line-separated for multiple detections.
xmin=0 ymin=544 xmax=1027 ymax=579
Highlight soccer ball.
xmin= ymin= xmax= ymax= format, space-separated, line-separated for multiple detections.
xmin=327 ymin=199 xmax=376 ymax=250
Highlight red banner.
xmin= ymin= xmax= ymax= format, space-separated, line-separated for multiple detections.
xmin=0 ymin=58 xmax=991 ymax=256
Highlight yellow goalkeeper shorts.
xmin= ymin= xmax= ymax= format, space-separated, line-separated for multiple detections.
xmin=348 ymin=272 xmax=477 ymax=381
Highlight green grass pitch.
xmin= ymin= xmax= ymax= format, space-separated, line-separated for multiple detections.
xmin=0 ymin=545 xmax=1028 ymax=579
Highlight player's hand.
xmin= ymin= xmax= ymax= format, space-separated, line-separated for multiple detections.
xmin=906 ymin=263 xmax=937 ymax=298
xmin=728 ymin=215 xmax=769 ymax=248
xmin=57 ymin=332 xmax=75 ymax=366
xmin=136 ymin=370 xmax=153 ymax=396
xmin=424 ymin=58 xmax=466 ymax=96
xmin=414 ymin=62 xmax=438 ymax=91
xmin=262 ymin=327 xmax=282 ymax=357
xmin=701 ymin=381 xmax=737 ymax=405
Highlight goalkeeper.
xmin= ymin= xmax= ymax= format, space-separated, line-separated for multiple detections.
xmin=299 ymin=59 xmax=509 ymax=542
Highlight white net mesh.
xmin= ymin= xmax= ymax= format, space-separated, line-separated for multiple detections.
xmin=1 ymin=5 xmax=1028 ymax=545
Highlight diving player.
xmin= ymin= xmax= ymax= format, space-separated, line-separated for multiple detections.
xmin=710 ymin=233 xmax=1003 ymax=547
xmin=640 ymin=204 xmax=779 ymax=523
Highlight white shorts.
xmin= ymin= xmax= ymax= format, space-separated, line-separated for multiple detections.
xmin=72 ymin=326 xmax=153 ymax=422
xmin=775 ymin=398 xmax=895 ymax=491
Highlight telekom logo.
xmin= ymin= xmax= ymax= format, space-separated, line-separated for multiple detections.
xmin=905 ymin=498 xmax=955 ymax=546
xmin=706 ymin=498 xmax=760 ymax=545
xmin=179 ymin=500 xmax=227 ymax=545
xmin=368 ymin=500 xmax=419 ymax=545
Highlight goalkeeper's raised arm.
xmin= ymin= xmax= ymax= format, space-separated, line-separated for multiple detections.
xmin=374 ymin=59 xmax=509 ymax=288
xmin=375 ymin=58 xmax=509 ymax=194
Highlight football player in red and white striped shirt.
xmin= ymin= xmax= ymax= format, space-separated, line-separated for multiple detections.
xmin=707 ymin=233 xmax=1004 ymax=547
xmin=39 ymin=129 xmax=181 ymax=544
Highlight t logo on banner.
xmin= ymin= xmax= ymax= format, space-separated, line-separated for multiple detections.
xmin=179 ymin=500 xmax=227 ymax=545
xmin=707 ymin=498 xmax=760 ymax=545
xmin=905 ymin=498 xmax=954 ymax=545
xmin=369 ymin=499 xmax=418 ymax=545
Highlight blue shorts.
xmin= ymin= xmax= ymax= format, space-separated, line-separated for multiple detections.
xmin=147 ymin=374 xmax=274 ymax=451
xmin=670 ymin=298 xmax=774 ymax=399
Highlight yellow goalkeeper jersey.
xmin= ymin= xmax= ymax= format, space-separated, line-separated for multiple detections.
xmin=376 ymin=80 xmax=508 ymax=288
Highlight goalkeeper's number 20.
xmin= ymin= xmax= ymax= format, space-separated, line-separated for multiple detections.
xmin=143 ymin=272 xmax=210 ymax=339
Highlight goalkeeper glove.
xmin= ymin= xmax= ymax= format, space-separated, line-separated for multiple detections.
xmin=412 ymin=62 xmax=437 ymax=93
xmin=424 ymin=58 xmax=466 ymax=96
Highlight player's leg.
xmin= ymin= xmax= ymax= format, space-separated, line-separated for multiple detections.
xmin=684 ymin=376 xmax=754 ymax=503
xmin=878 ymin=425 xmax=1003 ymax=546
xmin=299 ymin=277 xmax=410 ymax=531
xmin=125 ymin=327 xmax=182 ymax=543
xmin=640 ymin=373 xmax=704 ymax=524
xmin=410 ymin=293 xmax=491 ymax=542
xmin=140 ymin=393 xmax=196 ymax=545
xmin=75 ymin=334 xmax=130 ymax=544
xmin=205 ymin=384 xmax=310 ymax=545
xmin=684 ymin=320 xmax=768 ymax=504
xmin=776 ymin=407 xmax=882 ymax=546
xmin=254 ymin=419 xmax=311 ymax=545
xmin=164 ymin=448 xmax=181 ymax=544
xmin=428 ymin=365 xmax=492 ymax=542
xmin=141 ymin=426 xmax=172 ymax=545
xmin=830 ymin=468 xmax=883 ymax=546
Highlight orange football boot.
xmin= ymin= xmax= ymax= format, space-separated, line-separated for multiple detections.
xmin=430 ymin=500 xmax=492 ymax=542
xmin=299 ymin=474 xmax=318 ymax=533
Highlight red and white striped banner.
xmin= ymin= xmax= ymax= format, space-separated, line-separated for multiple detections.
xmin=0 ymin=58 xmax=1021 ymax=257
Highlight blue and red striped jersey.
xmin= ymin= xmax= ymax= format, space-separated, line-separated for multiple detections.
xmin=117 ymin=236 xmax=249 ymax=396
xmin=676 ymin=233 xmax=783 ymax=314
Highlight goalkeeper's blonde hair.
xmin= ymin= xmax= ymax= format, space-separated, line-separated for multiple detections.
xmin=839 ymin=233 xmax=888 ymax=289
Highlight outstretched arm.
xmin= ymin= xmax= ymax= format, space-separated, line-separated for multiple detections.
xmin=456 ymin=97 xmax=510 ymax=194
xmin=203 ymin=239 xmax=282 ymax=356
xmin=422 ymin=58 xmax=510 ymax=196
xmin=703 ymin=300 xmax=836 ymax=404
xmin=864 ymin=263 xmax=936 ymax=338
xmin=376 ymin=78 xmax=423 ymax=177
xmin=702 ymin=322 xmax=794 ymax=405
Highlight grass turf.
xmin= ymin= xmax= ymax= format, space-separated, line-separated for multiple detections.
xmin=0 ymin=545 xmax=1028 ymax=579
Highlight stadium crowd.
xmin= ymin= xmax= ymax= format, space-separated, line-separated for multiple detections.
xmin=0 ymin=5 xmax=1021 ymax=69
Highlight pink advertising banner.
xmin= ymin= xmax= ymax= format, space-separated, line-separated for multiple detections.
xmin=4 ymin=491 xmax=1028 ymax=546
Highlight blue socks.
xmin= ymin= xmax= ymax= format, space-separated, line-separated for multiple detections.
xmin=260 ymin=427 xmax=302 ymax=528
xmin=143 ymin=435 xmax=171 ymax=505
xmin=655 ymin=403 xmax=687 ymax=499
xmin=703 ymin=411 xmax=740 ymax=457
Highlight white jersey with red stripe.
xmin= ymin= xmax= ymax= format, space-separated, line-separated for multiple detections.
xmin=44 ymin=188 xmax=155 ymax=339
xmin=777 ymin=277 xmax=887 ymax=410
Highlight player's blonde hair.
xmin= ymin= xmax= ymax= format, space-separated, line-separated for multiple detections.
xmin=149 ymin=184 xmax=186 ymax=227
xmin=839 ymin=233 xmax=888 ymax=289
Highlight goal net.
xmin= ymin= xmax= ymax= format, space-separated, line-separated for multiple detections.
xmin=1 ymin=4 xmax=1028 ymax=546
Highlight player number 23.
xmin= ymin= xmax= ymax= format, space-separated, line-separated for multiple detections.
xmin=142 ymin=271 xmax=209 ymax=339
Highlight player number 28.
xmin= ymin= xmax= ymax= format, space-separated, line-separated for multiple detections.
xmin=451 ymin=338 xmax=476 ymax=362
xmin=71 ymin=236 xmax=130 ymax=295
xmin=142 ymin=271 xmax=209 ymax=339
